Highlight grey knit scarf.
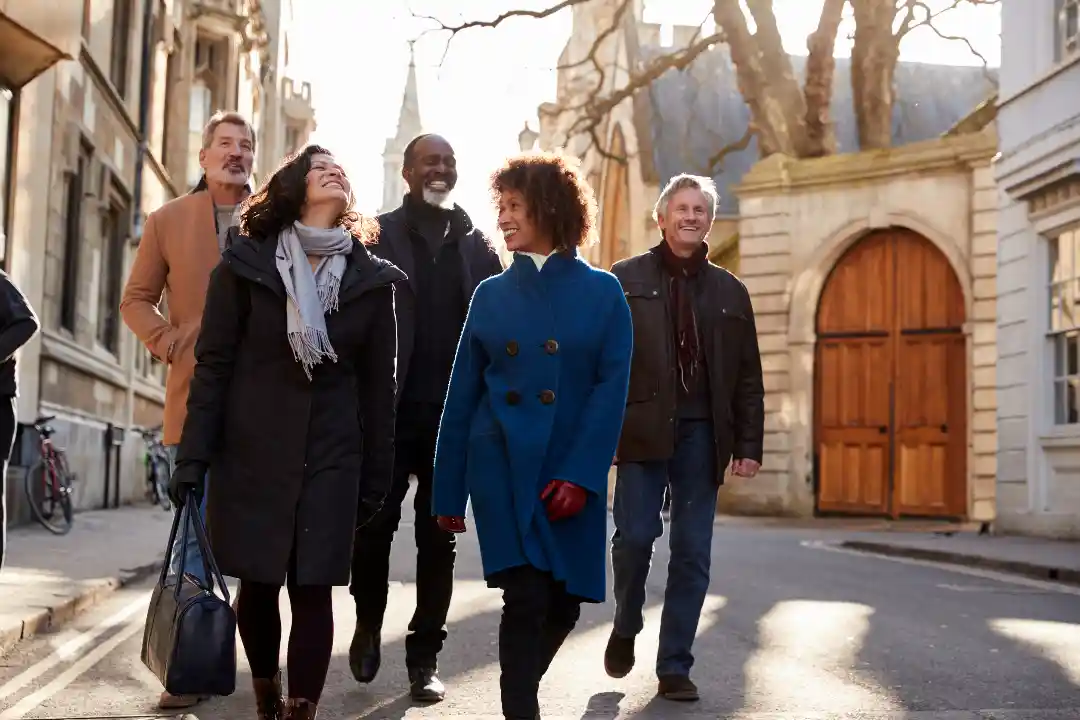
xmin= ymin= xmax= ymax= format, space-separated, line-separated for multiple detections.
xmin=275 ymin=221 xmax=354 ymax=380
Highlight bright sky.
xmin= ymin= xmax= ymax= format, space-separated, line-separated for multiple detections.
xmin=286 ymin=0 xmax=1001 ymax=240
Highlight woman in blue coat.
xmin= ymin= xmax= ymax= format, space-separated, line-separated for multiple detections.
xmin=432 ymin=151 xmax=633 ymax=719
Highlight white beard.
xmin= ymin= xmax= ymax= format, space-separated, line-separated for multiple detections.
xmin=422 ymin=188 xmax=453 ymax=209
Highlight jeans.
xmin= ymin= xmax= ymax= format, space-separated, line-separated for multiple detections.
xmin=350 ymin=402 xmax=455 ymax=670
xmin=610 ymin=419 xmax=718 ymax=677
xmin=165 ymin=445 xmax=209 ymax=585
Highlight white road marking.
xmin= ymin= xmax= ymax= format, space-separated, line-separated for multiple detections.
xmin=0 ymin=615 xmax=145 ymax=719
xmin=803 ymin=540 xmax=1080 ymax=596
xmin=0 ymin=591 xmax=151 ymax=704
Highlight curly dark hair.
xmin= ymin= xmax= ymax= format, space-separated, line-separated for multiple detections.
xmin=240 ymin=144 xmax=379 ymax=243
xmin=489 ymin=151 xmax=597 ymax=250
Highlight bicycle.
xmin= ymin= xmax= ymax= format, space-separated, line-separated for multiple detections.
xmin=23 ymin=414 xmax=76 ymax=535
xmin=137 ymin=424 xmax=172 ymax=511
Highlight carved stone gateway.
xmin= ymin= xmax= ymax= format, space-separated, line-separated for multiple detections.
xmin=727 ymin=128 xmax=999 ymax=522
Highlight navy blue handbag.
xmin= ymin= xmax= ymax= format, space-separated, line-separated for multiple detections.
xmin=140 ymin=488 xmax=236 ymax=697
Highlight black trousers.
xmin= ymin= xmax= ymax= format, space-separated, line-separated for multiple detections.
xmin=493 ymin=565 xmax=582 ymax=720
xmin=0 ymin=397 xmax=16 ymax=572
xmin=350 ymin=402 xmax=455 ymax=669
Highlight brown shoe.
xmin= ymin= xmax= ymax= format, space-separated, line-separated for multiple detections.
xmin=157 ymin=691 xmax=207 ymax=709
xmin=283 ymin=697 xmax=318 ymax=720
xmin=252 ymin=670 xmax=284 ymax=720
xmin=657 ymin=674 xmax=699 ymax=701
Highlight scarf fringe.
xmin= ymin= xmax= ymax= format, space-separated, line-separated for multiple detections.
xmin=288 ymin=326 xmax=339 ymax=381
xmin=317 ymin=274 xmax=341 ymax=313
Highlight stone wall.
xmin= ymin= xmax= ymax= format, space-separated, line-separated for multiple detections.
xmin=726 ymin=129 xmax=999 ymax=519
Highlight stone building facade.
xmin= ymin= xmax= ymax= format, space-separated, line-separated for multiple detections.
xmin=732 ymin=128 xmax=999 ymax=521
xmin=993 ymin=0 xmax=1080 ymax=539
xmin=540 ymin=0 xmax=999 ymax=518
xmin=1 ymin=0 xmax=311 ymax=524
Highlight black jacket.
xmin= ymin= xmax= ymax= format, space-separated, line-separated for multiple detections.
xmin=176 ymin=230 xmax=406 ymax=585
xmin=611 ymin=251 xmax=764 ymax=482
xmin=0 ymin=270 xmax=39 ymax=397
xmin=369 ymin=200 xmax=503 ymax=402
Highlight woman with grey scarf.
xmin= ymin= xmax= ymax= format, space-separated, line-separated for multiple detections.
xmin=169 ymin=145 xmax=405 ymax=720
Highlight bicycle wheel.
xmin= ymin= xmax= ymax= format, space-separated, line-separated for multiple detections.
xmin=24 ymin=458 xmax=74 ymax=535
xmin=151 ymin=457 xmax=171 ymax=510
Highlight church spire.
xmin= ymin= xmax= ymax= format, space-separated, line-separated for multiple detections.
xmin=395 ymin=41 xmax=422 ymax=144
xmin=380 ymin=41 xmax=423 ymax=213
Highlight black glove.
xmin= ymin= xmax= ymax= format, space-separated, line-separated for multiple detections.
xmin=168 ymin=461 xmax=208 ymax=508
xmin=355 ymin=492 xmax=386 ymax=530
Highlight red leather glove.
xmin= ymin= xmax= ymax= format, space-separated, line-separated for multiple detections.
xmin=541 ymin=480 xmax=586 ymax=522
xmin=437 ymin=515 xmax=467 ymax=533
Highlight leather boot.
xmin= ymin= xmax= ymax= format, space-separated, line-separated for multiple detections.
xmin=283 ymin=697 xmax=318 ymax=720
xmin=252 ymin=670 xmax=283 ymax=720
xmin=349 ymin=625 xmax=381 ymax=683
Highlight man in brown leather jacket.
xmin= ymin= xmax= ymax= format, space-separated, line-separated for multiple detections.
xmin=603 ymin=173 xmax=764 ymax=702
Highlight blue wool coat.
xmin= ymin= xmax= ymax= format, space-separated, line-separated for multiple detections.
xmin=431 ymin=249 xmax=633 ymax=603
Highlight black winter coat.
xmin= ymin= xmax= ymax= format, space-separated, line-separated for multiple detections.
xmin=175 ymin=231 xmax=406 ymax=586
xmin=369 ymin=202 xmax=503 ymax=401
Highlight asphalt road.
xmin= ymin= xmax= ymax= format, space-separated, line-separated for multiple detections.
xmin=0 ymin=519 xmax=1078 ymax=720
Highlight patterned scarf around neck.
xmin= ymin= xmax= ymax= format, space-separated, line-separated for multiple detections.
xmin=653 ymin=239 xmax=709 ymax=392
xmin=275 ymin=221 xmax=354 ymax=380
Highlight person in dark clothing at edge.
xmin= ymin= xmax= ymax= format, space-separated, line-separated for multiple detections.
xmin=604 ymin=173 xmax=765 ymax=702
xmin=0 ymin=271 xmax=39 ymax=572
xmin=349 ymin=133 xmax=504 ymax=702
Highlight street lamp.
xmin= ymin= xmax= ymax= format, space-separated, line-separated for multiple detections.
xmin=518 ymin=121 xmax=539 ymax=151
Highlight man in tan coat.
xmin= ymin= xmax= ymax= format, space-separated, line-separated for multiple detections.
xmin=120 ymin=111 xmax=255 ymax=711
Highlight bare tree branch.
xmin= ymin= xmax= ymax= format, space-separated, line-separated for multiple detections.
xmin=704 ymin=126 xmax=756 ymax=174
xmin=413 ymin=0 xmax=590 ymax=66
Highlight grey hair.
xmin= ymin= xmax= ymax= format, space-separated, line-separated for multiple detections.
xmin=201 ymin=111 xmax=256 ymax=151
xmin=652 ymin=173 xmax=719 ymax=224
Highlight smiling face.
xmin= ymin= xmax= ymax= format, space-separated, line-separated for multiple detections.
xmin=304 ymin=153 xmax=351 ymax=215
xmin=497 ymin=187 xmax=552 ymax=255
xmin=404 ymin=135 xmax=458 ymax=209
xmin=199 ymin=120 xmax=254 ymax=187
xmin=658 ymin=187 xmax=711 ymax=254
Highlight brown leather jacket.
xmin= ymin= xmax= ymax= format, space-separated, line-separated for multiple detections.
xmin=611 ymin=250 xmax=764 ymax=483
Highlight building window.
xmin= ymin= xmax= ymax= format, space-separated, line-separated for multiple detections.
xmin=1060 ymin=0 xmax=1079 ymax=60
xmin=187 ymin=80 xmax=212 ymax=187
xmin=110 ymin=0 xmax=133 ymax=97
xmin=0 ymin=88 xmax=15 ymax=269
xmin=96 ymin=180 xmax=129 ymax=353
xmin=1049 ymin=227 xmax=1080 ymax=424
xmin=60 ymin=143 xmax=92 ymax=332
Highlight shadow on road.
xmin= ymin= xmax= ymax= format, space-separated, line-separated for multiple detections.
xmin=189 ymin=525 xmax=1080 ymax=719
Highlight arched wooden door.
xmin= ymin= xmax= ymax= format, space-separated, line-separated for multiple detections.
xmin=814 ymin=229 xmax=967 ymax=518
xmin=599 ymin=125 xmax=629 ymax=270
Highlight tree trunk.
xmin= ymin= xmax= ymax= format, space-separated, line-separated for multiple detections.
xmin=803 ymin=0 xmax=846 ymax=157
xmin=851 ymin=0 xmax=900 ymax=150
xmin=712 ymin=0 xmax=801 ymax=157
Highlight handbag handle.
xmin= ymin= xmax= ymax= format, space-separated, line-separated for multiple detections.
xmin=156 ymin=498 xmax=184 ymax=589
xmin=184 ymin=487 xmax=231 ymax=605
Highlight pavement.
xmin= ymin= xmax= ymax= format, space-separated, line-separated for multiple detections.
xmin=0 ymin=503 xmax=173 ymax=657
xmin=0 ymin=499 xmax=1077 ymax=719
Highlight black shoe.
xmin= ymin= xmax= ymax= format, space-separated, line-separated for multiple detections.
xmin=348 ymin=625 xmax=381 ymax=683
xmin=603 ymin=630 xmax=635 ymax=678
xmin=657 ymin=674 xmax=699 ymax=701
xmin=408 ymin=667 xmax=445 ymax=702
